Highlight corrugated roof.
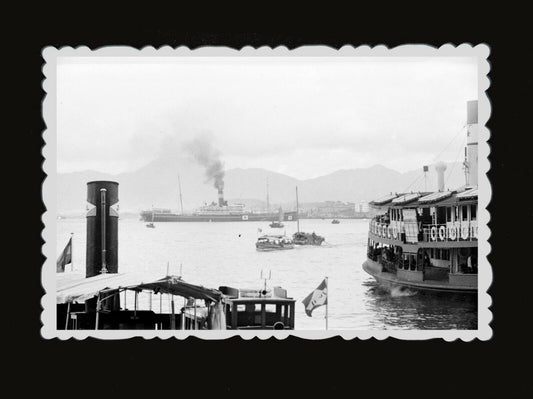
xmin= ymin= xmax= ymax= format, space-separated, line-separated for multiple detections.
xmin=372 ymin=193 xmax=398 ymax=205
xmin=392 ymin=193 xmax=421 ymax=205
xmin=456 ymin=188 xmax=478 ymax=199
xmin=419 ymin=191 xmax=453 ymax=204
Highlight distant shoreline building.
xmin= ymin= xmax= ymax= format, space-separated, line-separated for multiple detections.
xmin=298 ymin=200 xmax=374 ymax=219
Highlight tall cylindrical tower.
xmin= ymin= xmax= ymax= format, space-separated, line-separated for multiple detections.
xmin=435 ymin=162 xmax=447 ymax=192
xmin=86 ymin=181 xmax=119 ymax=278
xmin=466 ymin=100 xmax=478 ymax=187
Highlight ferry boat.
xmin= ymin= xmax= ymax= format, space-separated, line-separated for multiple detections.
xmin=362 ymin=100 xmax=479 ymax=294
xmin=256 ymin=235 xmax=295 ymax=251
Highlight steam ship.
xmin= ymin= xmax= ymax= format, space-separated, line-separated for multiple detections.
xmin=140 ymin=186 xmax=298 ymax=223
xmin=362 ymin=100 xmax=479 ymax=294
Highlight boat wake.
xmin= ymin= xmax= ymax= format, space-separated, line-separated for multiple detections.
xmin=389 ymin=286 xmax=417 ymax=298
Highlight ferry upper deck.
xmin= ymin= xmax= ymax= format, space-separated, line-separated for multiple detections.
xmin=368 ymin=187 xmax=478 ymax=248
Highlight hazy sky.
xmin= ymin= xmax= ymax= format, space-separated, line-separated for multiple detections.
xmin=57 ymin=56 xmax=477 ymax=179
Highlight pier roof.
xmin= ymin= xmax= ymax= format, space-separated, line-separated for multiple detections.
xmin=57 ymin=273 xmax=223 ymax=304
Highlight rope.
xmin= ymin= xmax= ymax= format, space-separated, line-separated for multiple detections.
xmin=428 ymin=123 xmax=466 ymax=166
xmin=403 ymin=172 xmax=425 ymax=192
xmin=402 ymin=123 xmax=466 ymax=193
xmin=445 ymin=136 xmax=467 ymax=187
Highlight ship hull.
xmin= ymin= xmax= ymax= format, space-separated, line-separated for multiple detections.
xmin=256 ymin=245 xmax=294 ymax=252
xmin=362 ymin=259 xmax=477 ymax=294
xmin=141 ymin=211 xmax=298 ymax=223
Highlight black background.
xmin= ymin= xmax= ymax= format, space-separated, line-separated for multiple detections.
xmin=8 ymin=7 xmax=532 ymax=398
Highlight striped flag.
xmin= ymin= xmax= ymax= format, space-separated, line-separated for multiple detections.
xmin=57 ymin=237 xmax=72 ymax=272
xmin=302 ymin=279 xmax=328 ymax=317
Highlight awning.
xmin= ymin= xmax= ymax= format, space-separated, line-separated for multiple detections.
xmin=418 ymin=190 xmax=454 ymax=204
xmin=392 ymin=193 xmax=421 ymax=205
xmin=456 ymin=187 xmax=478 ymax=200
xmin=57 ymin=273 xmax=223 ymax=304
xmin=371 ymin=193 xmax=399 ymax=206
xmin=138 ymin=276 xmax=223 ymax=302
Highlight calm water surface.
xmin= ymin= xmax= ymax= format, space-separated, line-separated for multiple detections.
xmin=57 ymin=218 xmax=477 ymax=330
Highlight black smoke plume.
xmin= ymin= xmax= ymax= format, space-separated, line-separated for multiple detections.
xmin=185 ymin=135 xmax=225 ymax=190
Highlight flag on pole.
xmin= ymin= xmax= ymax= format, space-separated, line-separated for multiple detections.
xmin=302 ymin=279 xmax=328 ymax=317
xmin=57 ymin=237 xmax=72 ymax=272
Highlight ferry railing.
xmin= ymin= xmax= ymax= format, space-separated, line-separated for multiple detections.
xmin=370 ymin=218 xmax=478 ymax=243
xmin=369 ymin=219 xmax=402 ymax=241
xmin=421 ymin=223 xmax=478 ymax=243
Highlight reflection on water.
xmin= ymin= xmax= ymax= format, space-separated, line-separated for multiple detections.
xmin=56 ymin=217 xmax=477 ymax=330
xmin=363 ymin=281 xmax=477 ymax=330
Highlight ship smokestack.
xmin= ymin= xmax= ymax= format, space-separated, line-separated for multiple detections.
xmin=218 ymin=187 xmax=226 ymax=207
xmin=86 ymin=181 xmax=119 ymax=277
xmin=435 ymin=162 xmax=447 ymax=192
xmin=466 ymin=100 xmax=478 ymax=186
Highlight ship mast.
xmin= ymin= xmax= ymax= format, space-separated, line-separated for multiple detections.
xmin=178 ymin=174 xmax=184 ymax=215
xmin=266 ymin=178 xmax=270 ymax=214
xmin=296 ymin=186 xmax=300 ymax=233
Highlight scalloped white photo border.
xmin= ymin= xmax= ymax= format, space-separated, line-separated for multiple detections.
xmin=41 ymin=44 xmax=492 ymax=340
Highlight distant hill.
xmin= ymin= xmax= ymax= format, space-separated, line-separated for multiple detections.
xmin=56 ymin=158 xmax=466 ymax=214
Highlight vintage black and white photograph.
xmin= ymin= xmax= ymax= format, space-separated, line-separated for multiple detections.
xmin=42 ymin=45 xmax=491 ymax=339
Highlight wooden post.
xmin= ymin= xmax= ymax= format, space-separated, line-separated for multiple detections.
xmin=170 ymin=296 xmax=175 ymax=330
xmin=95 ymin=293 xmax=100 ymax=330
xmin=134 ymin=290 xmax=138 ymax=318
xmin=194 ymin=301 xmax=197 ymax=330
xmin=65 ymin=302 xmax=71 ymax=330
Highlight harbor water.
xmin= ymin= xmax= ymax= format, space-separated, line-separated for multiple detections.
xmin=56 ymin=218 xmax=477 ymax=330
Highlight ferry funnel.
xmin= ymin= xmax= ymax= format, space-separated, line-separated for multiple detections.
xmin=86 ymin=181 xmax=119 ymax=278
xmin=435 ymin=162 xmax=447 ymax=192
xmin=218 ymin=187 xmax=227 ymax=207
xmin=466 ymin=100 xmax=478 ymax=186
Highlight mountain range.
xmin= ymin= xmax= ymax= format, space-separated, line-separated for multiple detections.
xmin=55 ymin=157 xmax=467 ymax=215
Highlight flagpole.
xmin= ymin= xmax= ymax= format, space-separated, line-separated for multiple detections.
xmin=325 ymin=276 xmax=328 ymax=330
xmin=70 ymin=232 xmax=74 ymax=272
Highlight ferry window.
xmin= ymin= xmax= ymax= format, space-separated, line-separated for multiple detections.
xmin=446 ymin=207 xmax=452 ymax=222
xmin=436 ymin=207 xmax=446 ymax=224
xmin=461 ymin=205 xmax=468 ymax=221
xmin=442 ymin=249 xmax=450 ymax=261
xmin=265 ymin=305 xmax=276 ymax=313
xmin=471 ymin=205 xmax=477 ymax=221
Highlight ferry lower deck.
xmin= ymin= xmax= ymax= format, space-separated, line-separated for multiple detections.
xmin=363 ymin=258 xmax=477 ymax=294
